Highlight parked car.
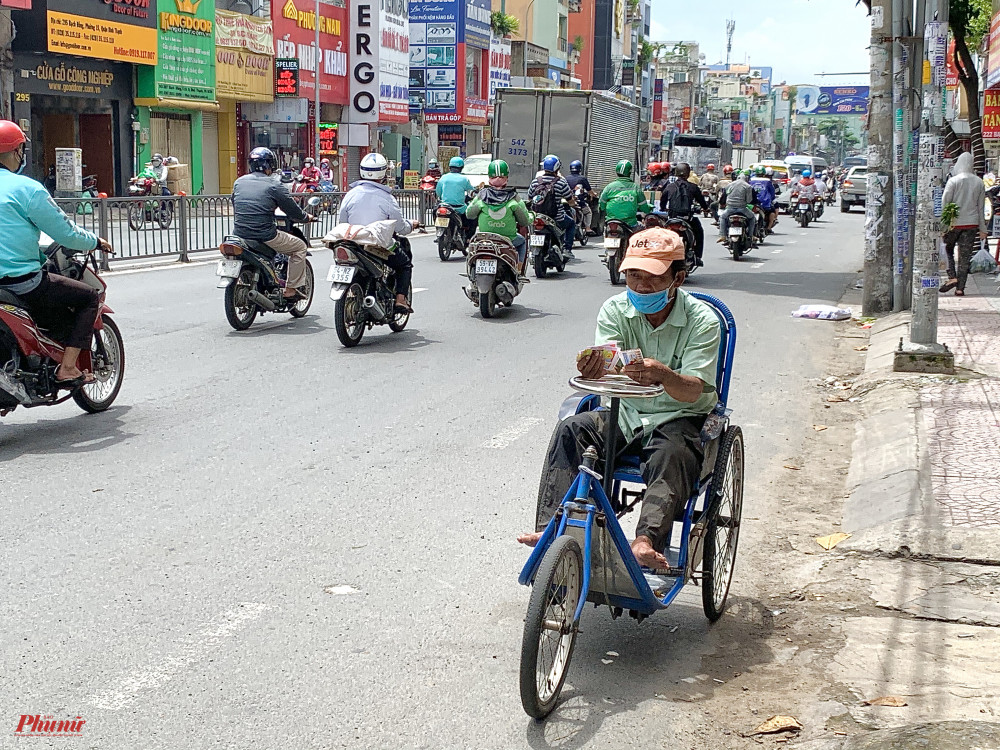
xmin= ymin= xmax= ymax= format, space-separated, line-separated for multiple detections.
xmin=840 ymin=166 xmax=868 ymax=213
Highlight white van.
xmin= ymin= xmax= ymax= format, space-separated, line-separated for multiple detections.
xmin=785 ymin=155 xmax=829 ymax=179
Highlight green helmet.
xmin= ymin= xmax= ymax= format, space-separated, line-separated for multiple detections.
xmin=753 ymin=165 xmax=765 ymax=176
xmin=449 ymin=156 xmax=465 ymax=170
xmin=615 ymin=159 xmax=634 ymax=179
xmin=488 ymin=159 xmax=509 ymax=178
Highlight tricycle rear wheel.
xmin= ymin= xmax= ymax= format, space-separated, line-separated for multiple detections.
xmin=702 ymin=425 xmax=744 ymax=622
xmin=520 ymin=534 xmax=583 ymax=719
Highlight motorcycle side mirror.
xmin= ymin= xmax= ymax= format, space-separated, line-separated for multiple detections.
xmin=307 ymin=197 xmax=322 ymax=207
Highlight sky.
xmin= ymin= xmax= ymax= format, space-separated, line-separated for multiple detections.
xmin=651 ymin=0 xmax=872 ymax=87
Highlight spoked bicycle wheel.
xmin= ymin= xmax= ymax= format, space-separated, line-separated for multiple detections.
xmin=702 ymin=425 xmax=744 ymax=622
xmin=520 ymin=535 xmax=583 ymax=719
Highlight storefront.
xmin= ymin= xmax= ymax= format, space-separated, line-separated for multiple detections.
xmin=264 ymin=0 xmax=349 ymax=187
xmin=135 ymin=0 xmax=218 ymax=195
xmin=12 ymin=52 xmax=133 ymax=196
xmin=216 ymin=10 xmax=274 ymax=193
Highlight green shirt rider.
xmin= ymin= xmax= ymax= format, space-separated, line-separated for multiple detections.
xmin=598 ymin=160 xmax=652 ymax=227
xmin=466 ymin=159 xmax=531 ymax=269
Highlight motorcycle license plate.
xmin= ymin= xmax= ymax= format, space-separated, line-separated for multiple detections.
xmin=475 ymin=259 xmax=498 ymax=275
xmin=529 ymin=234 xmax=546 ymax=247
xmin=435 ymin=217 xmax=450 ymax=228
xmin=603 ymin=237 xmax=619 ymax=248
xmin=326 ymin=264 xmax=356 ymax=284
xmin=728 ymin=228 xmax=743 ymax=237
xmin=216 ymin=259 xmax=242 ymax=278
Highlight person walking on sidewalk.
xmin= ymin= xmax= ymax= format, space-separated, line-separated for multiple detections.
xmin=940 ymin=152 xmax=987 ymax=297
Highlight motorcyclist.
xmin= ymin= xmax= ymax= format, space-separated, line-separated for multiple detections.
xmin=565 ymin=159 xmax=597 ymax=236
xmin=717 ymin=169 xmax=757 ymax=243
xmin=435 ymin=156 xmax=476 ymax=240
xmin=813 ymin=170 xmax=828 ymax=202
xmin=643 ymin=161 xmax=663 ymax=191
xmin=424 ymin=159 xmax=442 ymax=181
xmin=749 ymin=165 xmax=778 ymax=233
xmin=231 ymin=147 xmax=315 ymax=302
xmin=660 ymin=162 xmax=708 ymax=266
xmin=138 ymin=153 xmax=171 ymax=195
xmin=299 ymin=157 xmax=322 ymax=185
xmin=466 ymin=160 xmax=531 ymax=272
xmin=528 ymin=154 xmax=576 ymax=257
xmin=599 ymin=159 xmax=652 ymax=231
xmin=0 ymin=120 xmax=113 ymax=386
xmin=699 ymin=164 xmax=720 ymax=195
xmin=337 ymin=152 xmax=418 ymax=314
xmin=319 ymin=157 xmax=334 ymax=182
xmin=791 ymin=169 xmax=818 ymax=205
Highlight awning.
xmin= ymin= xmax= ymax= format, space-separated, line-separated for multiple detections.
xmin=134 ymin=97 xmax=221 ymax=112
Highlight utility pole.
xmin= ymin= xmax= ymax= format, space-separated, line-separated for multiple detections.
xmin=891 ymin=0 xmax=913 ymax=311
xmin=895 ymin=0 xmax=954 ymax=371
xmin=863 ymin=0 xmax=894 ymax=315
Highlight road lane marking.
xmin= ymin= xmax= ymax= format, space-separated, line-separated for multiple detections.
xmin=771 ymin=248 xmax=784 ymax=254
xmin=414 ymin=288 xmax=428 ymax=293
xmin=483 ymin=417 xmax=543 ymax=449
xmin=787 ymin=241 xmax=798 ymax=245
xmin=750 ymin=262 xmax=764 ymax=269
xmin=90 ymin=601 xmax=267 ymax=711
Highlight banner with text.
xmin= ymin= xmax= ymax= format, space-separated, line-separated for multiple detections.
xmin=137 ymin=0 xmax=215 ymax=103
xmin=272 ymin=0 xmax=349 ymax=105
xmin=47 ymin=0 xmax=157 ymax=66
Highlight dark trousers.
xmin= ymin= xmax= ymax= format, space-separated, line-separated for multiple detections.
xmin=688 ymin=215 xmax=705 ymax=260
xmin=385 ymin=242 xmax=413 ymax=297
xmin=17 ymin=272 xmax=100 ymax=350
xmin=535 ymin=411 xmax=705 ymax=552
xmin=558 ymin=215 xmax=576 ymax=252
xmin=944 ymin=227 xmax=977 ymax=291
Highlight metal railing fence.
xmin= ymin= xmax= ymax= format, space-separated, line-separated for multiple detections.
xmin=54 ymin=190 xmax=437 ymax=269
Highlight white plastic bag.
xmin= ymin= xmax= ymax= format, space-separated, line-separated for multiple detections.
xmin=791 ymin=304 xmax=853 ymax=321
xmin=970 ymin=241 xmax=998 ymax=274
xmin=323 ymin=220 xmax=398 ymax=249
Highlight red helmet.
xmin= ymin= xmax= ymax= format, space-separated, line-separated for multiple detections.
xmin=647 ymin=161 xmax=662 ymax=176
xmin=0 ymin=120 xmax=27 ymax=153
xmin=660 ymin=161 xmax=671 ymax=174
xmin=722 ymin=164 xmax=734 ymax=175
xmin=706 ymin=163 xmax=716 ymax=171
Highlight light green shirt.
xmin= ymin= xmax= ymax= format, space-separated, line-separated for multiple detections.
xmin=595 ymin=289 xmax=721 ymax=438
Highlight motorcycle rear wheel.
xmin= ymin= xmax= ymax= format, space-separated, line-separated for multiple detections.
xmin=608 ymin=250 xmax=622 ymax=285
xmin=533 ymin=254 xmax=548 ymax=279
xmin=157 ymin=201 xmax=174 ymax=230
xmin=73 ymin=316 xmax=125 ymax=413
xmin=438 ymin=232 xmax=453 ymax=261
xmin=224 ymin=267 xmax=258 ymax=330
xmin=289 ymin=261 xmax=314 ymax=318
xmin=335 ymin=282 xmax=366 ymax=346
xmin=479 ymin=285 xmax=497 ymax=318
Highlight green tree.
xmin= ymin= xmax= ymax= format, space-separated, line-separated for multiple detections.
xmin=950 ymin=0 xmax=992 ymax=174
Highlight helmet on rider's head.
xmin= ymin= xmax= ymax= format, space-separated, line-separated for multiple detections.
xmin=152 ymin=153 xmax=163 ymax=167
xmin=359 ymin=152 xmax=390 ymax=181
xmin=661 ymin=162 xmax=672 ymax=175
xmin=248 ymin=147 xmax=277 ymax=174
xmin=320 ymin=157 xmax=330 ymax=166
xmin=615 ymin=159 xmax=634 ymax=179
xmin=706 ymin=163 xmax=716 ymax=171
xmin=569 ymin=159 xmax=583 ymax=174
xmin=449 ymin=156 xmax=465 ymax=171
xmin=0 ymin=120 xmax=28 ymax=154
xmin=304 ymin=157 xmax=315 ymax=166
xmin=647 ymin=162 xmax=662 ymax=177
xmin=676 ymin=162 xmax=691 ymax=179
xmin=753 ymin=165 xmax=766 ymax=176
xmin=802 ymin=169 xmax=812 ymax=178
xmin=542 ymin=154 xmax=561 ymax=174
xmin=765 ymin=166 xmax=774 ymax=177
xmin=428 ymin=159 xmax=439 ymax=169
xmin=488 ymin=159 xmax=509 ymax=178
xmin=723 ymin=164 xmax=734 ymax=175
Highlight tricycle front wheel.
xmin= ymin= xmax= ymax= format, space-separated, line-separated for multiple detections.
xmin=520 ymin=534 xmax=583 ymax=720
xmin=702 ymin=425 xmax=744 ymax=622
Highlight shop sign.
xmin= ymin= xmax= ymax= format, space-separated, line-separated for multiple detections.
xmin=348 ymin=0 xmax=409 ymax=124
xmin=241 ymin=97 xmax=309 ymax=123
xmin=272 ymin=0 xmax=349 ymax=105
xmin=653 ymin=79 xmax=663 ymax=122
xmin=275 ymin=58 xmax=299 ymax=96
xmin=217 ymin=50 xmax=273 ymax=102
xmin=319 ymin=122 xmax=338 ymax=155
xmin=403 ymin=170 xmax=419 ymax=189
xmin=487 ymin=34 xmax=511 ymax=117
xmin=621 ymin=58 xmax=635 ymax=87
xmin=14 ymin=52 xmax=131 ymax=100
xmin=793 ymin=86 xmax=870 ymax=116
xmin=216 ymin=9 xmax=274 ymax=55
xmin=47 ymin=0 xmax=158 ymax=66
xmin=136 ymin=0 xmax=216 ymax=102
xmin=983 ymin=87 xmax=1000 ymax=139
xmin=988 ymin=13 xmax=1000 ymax=89
xmin=438 ymin=124 xmax=463 ymax=142
xmin=465 ymin=0 xmax=491 ymax=50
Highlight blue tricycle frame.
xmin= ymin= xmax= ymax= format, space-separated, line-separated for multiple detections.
xmin=517 ymin=293 xmax=744 ymax=719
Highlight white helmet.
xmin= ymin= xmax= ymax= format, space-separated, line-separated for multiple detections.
xmin=359 ymin=152 xmax=389 ymax=181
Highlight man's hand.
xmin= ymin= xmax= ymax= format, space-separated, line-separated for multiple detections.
xmin=623 ymin=357 xmax=667 ymax=387
xmin=979 ymin=230 xmax=989 ymax=240
xmin=577 ymin=350 xmax=605 ymax=380
xmin=98 ymin=238 xmax=115 ymax=255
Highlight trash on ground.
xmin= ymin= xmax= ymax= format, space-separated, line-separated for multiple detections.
xmin=793 ymin=304 xmax=852 ymax=320
xmin=813 ymin=425 xmax=828 ymax=431
xmin=854 ymin=345 xmax=869 ymax=351
xmin=783 ymin=464 xmax=801 ymax=471
xmin=750 ymin=715 xmax=803 ymax=735
xmin=816 ymin=532 xmax=851 ymax=550
xmin=863 ymin=695 xmax=908 ymax=707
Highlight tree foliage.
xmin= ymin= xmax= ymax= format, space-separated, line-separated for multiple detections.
xmin=490 ymin=11 xmax=519 ymax=37
xmin=950 ymin=0 xmax=992 ymax=46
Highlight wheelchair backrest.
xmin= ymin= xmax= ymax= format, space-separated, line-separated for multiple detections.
xmin=688 ymin=292 xmax=737 ymax=407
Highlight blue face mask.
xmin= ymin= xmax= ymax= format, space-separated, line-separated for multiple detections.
xmin=627 ymin=286 xmax=674 ymax=315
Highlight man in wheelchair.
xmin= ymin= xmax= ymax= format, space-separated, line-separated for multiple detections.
xmin=518 ymin=227 xmax=722 ymax=568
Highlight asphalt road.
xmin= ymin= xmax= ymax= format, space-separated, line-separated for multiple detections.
xmin=2 ymin=207 xmax=864 ymax=748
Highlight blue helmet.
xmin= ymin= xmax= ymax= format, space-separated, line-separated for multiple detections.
xmin=249 ymin=147 xmax=277 ymax=174
xmin=542 ymin=154 xmax=561 ymax=173
xmin=802 ymin=169 xmax=812 ymax=178
xmin=449 ymin=156 xmax=465 ymax=170
xmin=569 ymin=159 xmax=583 ymax=174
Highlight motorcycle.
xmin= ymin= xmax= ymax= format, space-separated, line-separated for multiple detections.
xmin=215 ymin=205 xmax=318 ymax=331
xmin=530 ymin=212 xmax=569 ymax=279
xmin=572 ymin=187 xmax=590 ymax=246
xmin=126 ymin=177 xmax=174 ymax=231
xmin=462 ymin=232 xmax=527 ymax=318
xmin=645 ymin=212 xmax=698 ymax=276
xmin=280 ymin=168 xmax=295 ymax=185
xmin=603 ymin=219 xmax=637 ymax=285
xmin=724 ymin=213 xmax=752 ymax=260
xmin=752 ymin=206 xmax=768 ymax=245
xmin=813 ymin=195 xmax=825 ymax=219
xmin=434 ymin=201 xmax=470 ymax=261
xmin=419 ymin=175 xmax=439 ymax=194
xmin=324 ymin=222 xmax=413 ymax=348
xmin=791 ymin=194 xmax=814 ymax=228
xmin=292 ymin=174 xmax=320 ymax=194
xmin=0 ymin=242 xmax=125 ymax=418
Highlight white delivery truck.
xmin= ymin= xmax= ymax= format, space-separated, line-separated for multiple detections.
xmin=670 ymin=133 xmax=734 ymax=174
xmin=492 ymin=88 xmax=642 ymax=192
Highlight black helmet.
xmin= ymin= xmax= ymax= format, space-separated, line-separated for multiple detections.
xmin=569 ymin=160 xmax=583 ymax=174
xmin=249 ymin=147 xmax=277 ymax=174
xmin=676 ymin=162 xmax=691 ymax=179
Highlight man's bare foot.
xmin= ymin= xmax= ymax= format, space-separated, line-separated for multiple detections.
xmin=55 ymin=365 xmax=94 ymax=384
xmin=631 ymin=536 xmax=669 ymax=568
xmin=517 ymin=531 xmax=543 ymax=547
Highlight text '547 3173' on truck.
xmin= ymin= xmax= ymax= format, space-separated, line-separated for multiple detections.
xmin=492 ymin=88 xmax=642 ymax=192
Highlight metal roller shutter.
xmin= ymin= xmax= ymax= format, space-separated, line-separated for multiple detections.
xmin=588 ymin=97 xmax=639 ymax=192
xmin=202 ymin=111 xmax=220 ymax=195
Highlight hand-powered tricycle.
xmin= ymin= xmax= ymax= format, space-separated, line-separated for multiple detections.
xmin=517 ymin=292 xmax=743 ymax=719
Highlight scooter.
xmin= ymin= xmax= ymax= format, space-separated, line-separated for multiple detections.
xmin=603 ymin=219 xmax=637 ymax=285
xmin=572 ymin=187 xmax=590 ymax=246
xmin=530 ymin=213 xmax=569 ymax=279
xmin=462 ymin=232 xmax=528 ymax=318
xmin=813 ymin=195 xmax=825 ymax=219
xmin=434 ymin=201 xmax=470 ymax=261
xmin=725 ymin=213 xmax=752 ymax=259
xmin=791 ymin=194 xmax=814 ymax=228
